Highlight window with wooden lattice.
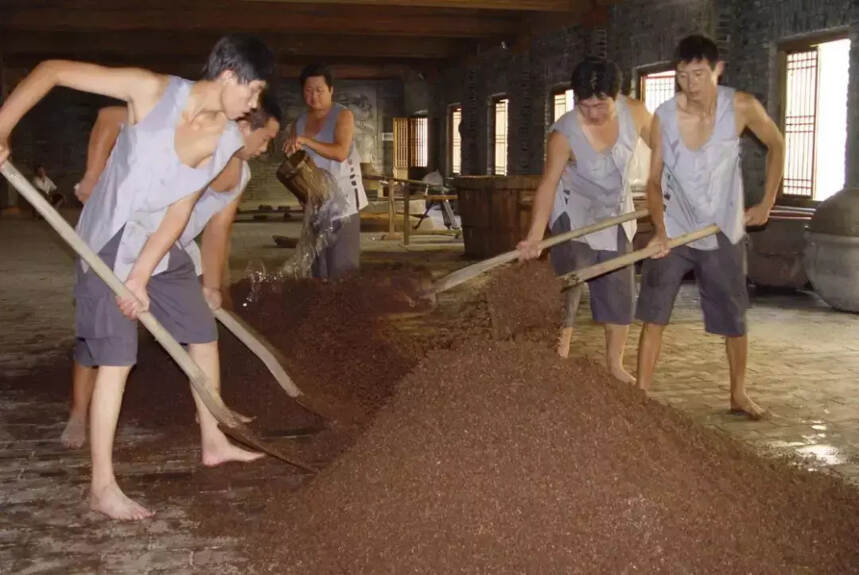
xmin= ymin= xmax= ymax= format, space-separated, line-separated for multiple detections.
xmin=639 ymin=67 xmax=676 ymax=114
xmin=449 ymin=105 xmax=462 ymax=175
xmin=780 ymin=37 xmax=850 ymax=201
xmin=492 ymin=96 xmax=509 ymax=176
xmin=551 ymin=88 xmax=575 ymax=123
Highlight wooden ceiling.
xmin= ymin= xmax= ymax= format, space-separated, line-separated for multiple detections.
xmin=0 ymin=0 xmax=610 ymax=79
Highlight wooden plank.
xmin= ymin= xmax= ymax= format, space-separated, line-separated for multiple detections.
xmin=1 ymin=4 xmax=520 ymax=38
xmin=241 ymin=0 xmax=581 ymax=11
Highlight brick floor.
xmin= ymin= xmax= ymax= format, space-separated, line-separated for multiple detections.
xmin=567 ymin=283 xmax=859 ymax=486
xmin=0 ymin=216 xmax=857 ymax=572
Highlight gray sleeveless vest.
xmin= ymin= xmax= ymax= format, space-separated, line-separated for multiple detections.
xmin=76 ymin=75 xmax=244 ymax=279
xmin=297 ymin=102 xmax=368 ymax=220
xmin=181 ymin=160 xmax=251 ymax=275
xmin=656 ymin=86 xmax=744 ymax=250
xmin=549 ymin=95 xmax=638 ymax=251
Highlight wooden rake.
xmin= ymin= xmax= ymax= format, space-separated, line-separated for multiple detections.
xmin=1 ymin=160 xmax=317 ymax=473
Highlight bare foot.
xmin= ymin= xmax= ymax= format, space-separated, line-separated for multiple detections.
xmin=609 ymin=366 xmax=636 ymax=385
xmin=202 ymin=436 xmax=265 ymax=467
xmin=90 ymin=482 xmax=154 ymax=521
xmin=195 ymin=409 xmax=255 ymax=425
xmin=730 ymin=392 xmax=767 ymax=420
xmin=557 ymin=327 xmax=573 ymax=359
xmin=60 ymin=415 xmax=86 ymax=449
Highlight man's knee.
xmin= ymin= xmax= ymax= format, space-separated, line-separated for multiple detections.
xmin=640 ymin=322 xmax=667 ymax=338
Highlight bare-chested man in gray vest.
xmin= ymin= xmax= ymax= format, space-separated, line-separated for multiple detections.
xmin=636 ymin=34 xmax=785 ymax=419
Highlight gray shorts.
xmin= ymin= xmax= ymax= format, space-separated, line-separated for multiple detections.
xmin=636 ymin=232 xmax=748 ymax=337
xmin=549 ymin=213 xmax=634 ymax=326
xmin=74 ymin=229 xmax=218 ymax=367
xmin=313 ymin=213 xmax=360 ymax=279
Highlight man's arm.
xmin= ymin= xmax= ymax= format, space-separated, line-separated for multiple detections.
xmin=298 ymin=109 xmax=354 ymax=162
xmin=200 ymin=194 xmax=242 ymax=311
xmin=76 ymin=106 xmax=127 ymax=204
xmin=516 ymin=130 xmax=571 ymax=259
xmin=736 ymin=91 xmax=785 ymax=226
xmin=0 ymin=61 xmax=165 ymax=164
xmin=116 ymin=190 xmax=202 ymax=319
xmin=198 ymin=157 xmax=243 ymax=309
xmin=644 ymin=114 xmax=670 ymax=258
xmin=627 ymin=97 xmax=654 ymax=143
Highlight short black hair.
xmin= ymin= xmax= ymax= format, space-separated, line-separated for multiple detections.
xmin=246 ymin=91 xmax=282 ymax=129
xmin=570 ymin=57 xmax=622 ymax=101
xmin=674 ymin=34 xmax=720 ymax=69
xmin=203 ymin=34 xmax=275 ymax=84
xmin=299 ymin=63 xmax=333 ymax=89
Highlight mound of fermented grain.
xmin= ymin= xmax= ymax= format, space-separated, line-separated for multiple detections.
xmin=253 ymin=339 xmax=859 ymax=574
xmin=118 ymin=268 xmax=436 ymax=458
xmin=484 ymin=260 xmax=561 ymax=339
xmin=229 ymin=268 xmax=432 ymax=421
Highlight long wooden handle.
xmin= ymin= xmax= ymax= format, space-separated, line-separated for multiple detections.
xmin=561 ymin=224 xmax=720 ymax=287
xmin=214 ymin=308 xmax=302 ymax=398
xmin=0 ymin=161 xmax=315 ymax=472
xmin=429 ymin=208 xmax=649 ymax=295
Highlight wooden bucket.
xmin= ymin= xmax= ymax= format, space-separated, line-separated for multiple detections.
xmin=454 ymin=175 xmax=540 ymax=258
xmin=276 ymin=150 xmax=330 ymax=206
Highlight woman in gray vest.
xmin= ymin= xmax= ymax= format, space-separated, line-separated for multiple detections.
xmin=518 ymin=58 xmax=652 ymax=383
xmin=283 ymin=64 xmax=368 ymax=279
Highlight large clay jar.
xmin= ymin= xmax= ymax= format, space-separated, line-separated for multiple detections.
xmin=747 ymin=207 xmax=813 ymax=289
xmin=803 ymin=187 xmax=859 ymax=312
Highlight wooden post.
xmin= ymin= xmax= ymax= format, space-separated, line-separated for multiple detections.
xmin=387 ymin=182 xmax=395 ymax=235
xmin=402 ymin=182 xmax=411 ymax=246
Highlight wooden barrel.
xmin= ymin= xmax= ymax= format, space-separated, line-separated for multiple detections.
xmin=276 ymin=150 xmax=330 ymax=206
xmin=454 ymin=175 xmax=540 ymax=258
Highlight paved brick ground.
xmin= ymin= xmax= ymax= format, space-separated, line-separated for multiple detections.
xmin=567 ymin=283 xmax=859 ymax=485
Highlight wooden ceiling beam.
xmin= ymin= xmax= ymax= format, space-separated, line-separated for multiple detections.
xmin=240 ymin=0 xmax=581 ymax=11
xmin=0 ymin=31 xmax=466 ymax=60
xmin=0 ymin=4 xmax=520 ymax=38
xmin=3 ymin=53 xmax=432 ymax=79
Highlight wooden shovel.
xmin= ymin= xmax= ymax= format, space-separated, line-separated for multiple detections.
xmin=560 ymin=224 xmax=720 ymax=287
xmin=427 ymin=208 xmax=649 ymax=296
xmin=213 ymin=308 xmax=302 ymax=397
xmin=0 ymin=160 xmax=316 ymax=473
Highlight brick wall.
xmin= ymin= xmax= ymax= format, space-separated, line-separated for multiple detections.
xmin=726 ymin=0 xmax=859 ymax=202
xmin=3 ymin=87 xmax=118 ymax=209
xmin=240 ymin=77 xmax=404 ymax=209
xmin=609 ymin=0 xmax=715 ymax=96
xmin=438 ymin=0 xmax=858 ymax=203
xmin=0 ymin=71 xmax=403 ymax=210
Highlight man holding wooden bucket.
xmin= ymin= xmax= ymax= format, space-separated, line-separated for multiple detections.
xmin=0 ymin=35 xmax=275 ymax=520
xmin=636 ymin=35 xmax=784 ymax=419
xmin=282 ymin=64 xmax=368 ymax=279
xmin=518 ymin=57 xmax=652 ymax=383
